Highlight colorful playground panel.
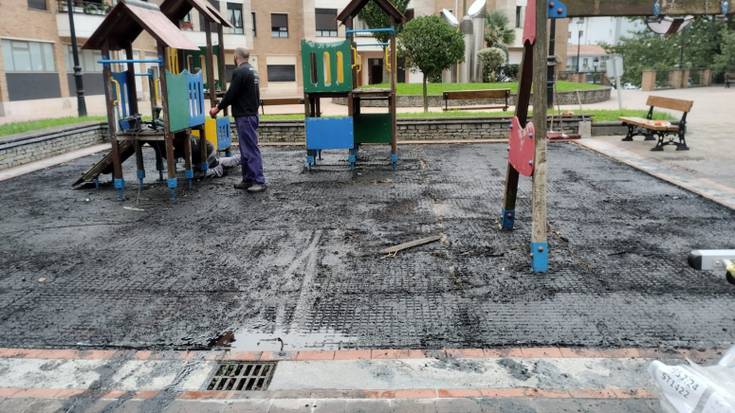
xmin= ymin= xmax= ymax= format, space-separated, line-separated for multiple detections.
xmin=354 ymin=113 xmax=392 ymax=144
xmin=165 ymin=69 xmax=205 ymax=132
xmin=305 ymin=117 xmax=355 ymax=150
xmin=301 ymin=40 xmax=353 ymax=94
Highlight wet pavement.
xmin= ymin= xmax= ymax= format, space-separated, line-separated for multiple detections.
xmin=0 ymin=143 xmax=734 ymax=351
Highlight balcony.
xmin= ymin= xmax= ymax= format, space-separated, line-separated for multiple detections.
xmin=56 ymin=1 xmax=110 ymax=39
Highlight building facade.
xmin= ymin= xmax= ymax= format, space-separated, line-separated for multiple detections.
xmin=0 ymin=0 xmax=567 ymax=121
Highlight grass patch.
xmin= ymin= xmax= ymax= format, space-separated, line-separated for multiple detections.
xmin=363 ymin=81 xmax=604 ymax=96
xmin=261 ymin=109 xmax=673 ymax=123
xmin=0 ymin=116 xmax=106 ymax=138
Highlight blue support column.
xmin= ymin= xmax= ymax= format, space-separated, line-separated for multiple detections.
xmin=167 ymin=178 xmax=177 ymax=202
xmin=390 ymin=153 xmax=398 ymax=171
xmin=185 ymin=168 xmax=194 ymax=190
xmin=501 ymin=209 xmax=515 ymax=231
xmin=348 ymin=148 xmax=357 ymax=169
xmin=531 ymin=242 xmax=549 ymax=273
xmin=136 ymin=169 xmax=145 ymax=187
xmin=114 ymin=178 xmax=125 ymax=201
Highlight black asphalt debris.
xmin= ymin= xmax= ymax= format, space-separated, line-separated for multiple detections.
xmin=0 ymin=143 xmax=733 ymax=350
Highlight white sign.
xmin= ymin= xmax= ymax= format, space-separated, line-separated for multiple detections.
xmin=516 ymin=0 xmax=528 ymax=6
xmin=606 ymin=55 xmax=624 ymax=79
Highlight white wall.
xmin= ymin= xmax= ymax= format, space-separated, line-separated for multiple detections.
xmin=569 ymin=17 xmax=644 ymax=46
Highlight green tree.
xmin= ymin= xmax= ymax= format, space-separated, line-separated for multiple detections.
xmin=714 ymin=27 xmax=735 ymax=73
xmin=478 ymin=47 xmax=507 ymax=81
xmin=358 ymin=0 xmax=410 ymax=43
xmin=605 ymin=17 xmax=734 ymax=86
xmin=398 ymin=16 xmax=465 ymax=112
xmin=485 ymin=11 xmax=516 ymax=56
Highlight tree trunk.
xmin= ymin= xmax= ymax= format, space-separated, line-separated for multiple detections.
xmin=422 ymin=73 xmax=428 ymax=113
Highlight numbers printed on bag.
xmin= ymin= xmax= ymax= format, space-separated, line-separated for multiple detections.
xmin=660 ymin=368 xmax=701 ymax=399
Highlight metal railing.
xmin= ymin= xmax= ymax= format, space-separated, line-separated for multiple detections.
xmin=57 ymin=0 xmax=111 ymax=16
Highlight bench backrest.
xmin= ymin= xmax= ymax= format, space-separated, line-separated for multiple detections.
xmin=261 ymin=98 xmax=305 ymax=106
xmin=443 ymin=89 xmax=511 ymax=100
xmin=646 ymin=95 xmax=693 ymax=113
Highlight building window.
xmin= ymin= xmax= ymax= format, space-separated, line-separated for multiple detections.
xmin=267 ymin=64 xmax=295 ymax=82
xmin=515 ymin=6 xmax=523 ymax=28
xmin=271 ymin=13 xmax=288 ymax=38
xmin=199 ymin=0 xmax=220 ymax=31
xmin=252 ymin=12 xmax=257 ymax=37
xmin=315 ymin=8 xmax=338 ymax=37
xmin=65 ymin=47 xmax=102 ymax=73
xmin=227 ymin=3 xmax=244 ymax=34
xmin=2 ymin=40 xmax=55 ymax=72
xmin=28 ymin=0 xmax=46 ymax=10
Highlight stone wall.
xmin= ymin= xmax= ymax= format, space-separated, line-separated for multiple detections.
xmin=0 ymin=123 xmax=106 ymax=170
xmin=255 ymin=117 xmax=590 ymax=143
xmin=332 ymin=88 xmax=611 ymax=108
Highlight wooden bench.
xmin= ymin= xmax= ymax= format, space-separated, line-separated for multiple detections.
xmin=442 ymin=89 xmax=510 ymax=111
xmin=725 ymin=72 xmax=735 ymax=88
xmin=619 ymin=95 xmax=693 ymax=151
xmin=260 ymin=97 xmax=305 ymax=115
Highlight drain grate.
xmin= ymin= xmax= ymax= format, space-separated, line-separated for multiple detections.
xmin=206 ymin=361 xmax=277 ymax=391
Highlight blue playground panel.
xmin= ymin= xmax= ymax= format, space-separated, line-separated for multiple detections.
xmin=216 ymin=117 xmax=232 ymax=150
xmin=186 ymin=71 xmax=205 ymax=128
xmin=305 ymin=117 xmax=354 ymax=150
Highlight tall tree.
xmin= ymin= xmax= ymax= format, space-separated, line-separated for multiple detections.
xmin=485 ymin=11 xmax=516 ymax=56
xmin=399 ymin=16 xmax=465 ymax=112
xmin=358 ymin=0 xmax=410 ymax=43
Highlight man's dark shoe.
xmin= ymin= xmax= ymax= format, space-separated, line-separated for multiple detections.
xmin=247 ymin=183 xmax=267 ymax=193
xmin=234 ymin=180 xmax=254 ymax=190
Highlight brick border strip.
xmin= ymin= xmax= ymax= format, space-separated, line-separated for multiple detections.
xmin=0 ymin=347 xmax=723 ymax=362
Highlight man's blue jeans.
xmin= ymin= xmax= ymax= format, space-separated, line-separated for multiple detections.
xmin=235 ymin=115 xmax=265 ymax=185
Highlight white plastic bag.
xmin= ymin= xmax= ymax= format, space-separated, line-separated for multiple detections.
xmin=649 ymin=346 xmax=735 ymax=413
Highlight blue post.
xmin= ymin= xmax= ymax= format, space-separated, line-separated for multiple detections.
xmin=200 ymin=162 xmax=209 ymax=173
xmin=501 ymin=209 xmax=515 ymax=231
xmin=348 ymin=150 xmax=357 ymax=169
xmin=531 ymin=242 xmax=549 ymax=273
xmin=114 ymin=178 xmax=125 ymax=201
xmin=390 ymin=153 xmax=398 ymax=171
xmin=93 ymin=177 xmax=99 ymax=190
xmin=167 ymin=178 xmax=177 ymax=202
xmin=136 ymin=169 xmax=145 ymax=187
xmin=185 ymin=169 xmax=194 ymax=190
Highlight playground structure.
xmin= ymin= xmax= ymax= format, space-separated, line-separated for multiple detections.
xmin=501 ymin=0 xmax=732 ymax=272
xmin=74 ymin=0 xmax=233 ymax=201
xmin=300 ymin=0 xmax=405 ymax=170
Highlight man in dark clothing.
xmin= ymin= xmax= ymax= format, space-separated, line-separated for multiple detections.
xmin=209 ymin=48 xmax=266 ymax=193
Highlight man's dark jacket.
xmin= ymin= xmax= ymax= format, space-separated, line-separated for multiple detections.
xmin=217 ymin=63 xmax=260 ymax=118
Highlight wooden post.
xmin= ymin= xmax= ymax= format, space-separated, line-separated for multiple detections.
xmin=217 ymin=23 xmax=228 ymax=116
xmin=389 ymin=19 xmax=398 ymax=168
xmin=530 ymin=2 xmax=549 ymax=272
xmin=124 ymin=45 xmax=139 ymax=116
xmin=203 ymin=20 xmax=217 ymax=169
xmin=157 ymin=43 xmax=177 ymax=199
xmin=102 ymin=41 xmax=124 ymax=200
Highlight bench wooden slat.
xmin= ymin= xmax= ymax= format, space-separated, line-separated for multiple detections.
xmin=645 ymin=96 xmax=693 ymax=113
xmin=619 ymin=116 xmax=678 ymax=131
xmin=443 ymin=89 xmax=510 ymax=100
xmin=260 ymin=98 xmax=305 ymax=106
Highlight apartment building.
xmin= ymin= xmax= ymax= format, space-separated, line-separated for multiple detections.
xmin=0 ymin=0 xmax=567 ymax=120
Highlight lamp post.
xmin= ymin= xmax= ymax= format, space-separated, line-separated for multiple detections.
xmin=67 ymin=0 xmax=87 ymax=117
xmin=576 ymin=19 xmax=584 ymax=73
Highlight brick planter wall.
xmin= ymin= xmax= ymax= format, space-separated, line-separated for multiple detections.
xmin=255 ymin=117 xmax=591 ymax=143
xmin=0 ymin=117 xmax=622 ymax=171
xmin=332 ymin=88 xmax=611 ymax=108
xmin=0 ymin=123 xmax=107 ymax=170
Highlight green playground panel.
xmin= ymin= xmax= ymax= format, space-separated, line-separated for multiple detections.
xmin=165 ymin=70 xmax=190 ymax=133
xmin=354 ymin=113 xmax=392 ymax=144
xmin=301 ymin=40 xmax=352 ymax=94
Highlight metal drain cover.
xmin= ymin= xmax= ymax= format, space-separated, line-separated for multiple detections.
xmin=206 ymin=361 xmax=277 ymax=391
